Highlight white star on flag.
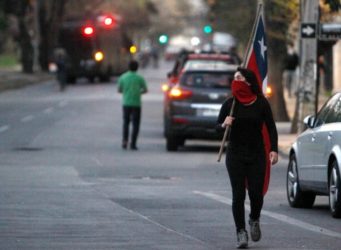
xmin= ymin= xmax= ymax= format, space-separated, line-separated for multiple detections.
xmin=258 ymin=37 xmax=267 ymax=60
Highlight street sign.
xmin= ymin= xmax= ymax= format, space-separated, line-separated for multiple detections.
xmin=301 ymin=23 xmax=316 ymax=38
xmin=319 ymin=23 xmax=341 ymax=41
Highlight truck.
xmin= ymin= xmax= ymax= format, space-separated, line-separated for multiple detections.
xmin=56 ymin=13 xmax=133 ymax=83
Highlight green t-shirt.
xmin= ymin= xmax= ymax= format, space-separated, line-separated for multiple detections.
xmin=118 ymin=71 xmax=147 ymax=107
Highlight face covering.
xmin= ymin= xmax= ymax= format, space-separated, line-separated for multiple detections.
xmin=231 ymin=80 xmax=257 ymax=104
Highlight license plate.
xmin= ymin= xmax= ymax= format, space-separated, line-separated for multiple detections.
xmin=198 ymin=109 xmax=219 ymax=117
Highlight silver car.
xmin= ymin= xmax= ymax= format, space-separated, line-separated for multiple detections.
xmin=287 ymin=92 xmax=341 ymax=218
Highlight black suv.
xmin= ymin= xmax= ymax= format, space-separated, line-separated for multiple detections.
xmin=164 ymin=61 xmax=237 ymax=151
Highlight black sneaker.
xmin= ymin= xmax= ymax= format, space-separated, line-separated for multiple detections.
xmin=249 ymin=219 xmax=261 ymax=242
xmin=236 ymin=229 xmax=248 ymax=249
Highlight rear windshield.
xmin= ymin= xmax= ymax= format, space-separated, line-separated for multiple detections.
xmin=180 ymin=72 xmax=233 ymax=89
xmin=184 ymin=60 xmax=232 ymax=71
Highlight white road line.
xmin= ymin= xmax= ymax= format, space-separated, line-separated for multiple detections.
xmin=43 ymin=107 xmax=54 ymax=114
xmin=21 ymin=115 xmax=34 ymax=123
xmin=0 ymin=125 xmax=10 ymax=133
xmin=193 ymin=191 xmax=341 ymax=239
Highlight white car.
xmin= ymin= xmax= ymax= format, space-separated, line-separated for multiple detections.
xmin=287 ymin=92 xmax=341 ymax=218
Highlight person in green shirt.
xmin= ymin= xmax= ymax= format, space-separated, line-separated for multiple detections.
xmin=118 ymin=60 xmax=148 ymax=150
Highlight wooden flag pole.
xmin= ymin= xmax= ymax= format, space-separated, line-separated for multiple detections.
xmin=217 ymin=3 xmax=263 ymax=162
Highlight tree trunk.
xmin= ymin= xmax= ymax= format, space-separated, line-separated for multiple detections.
xmin=268 ymin=53 xmax=290 ymax=121
xmin=38 ymin=0 xmax=66 ymax=71
xmin=18 ymin=16 xmax=33 ymax=73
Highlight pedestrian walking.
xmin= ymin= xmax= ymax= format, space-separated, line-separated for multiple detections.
xmin=54 ymin=48 xmax=68 ymax=91
xmin=216 ymin=67 xmax=278 ymax=249
xmin=283 ymin=45 xmax=299 ymax=98
xmin=118 ymin=60 xmax=148 ymax=150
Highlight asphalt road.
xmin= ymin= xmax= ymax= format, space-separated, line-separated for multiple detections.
xmin=0 ymin=61 xmax=340 ymax=250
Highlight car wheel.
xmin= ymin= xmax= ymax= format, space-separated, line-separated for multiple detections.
xmin=329 ymin=160 xmax=341 ymax=218
xmin=166 ymin=136 xmax=179 ymax=151
xmin=286 ymin=154 xmax=316 ymax=208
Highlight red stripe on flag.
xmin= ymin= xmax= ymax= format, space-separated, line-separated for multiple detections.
xmin=246 ymin=51 xmax=263 ymax=90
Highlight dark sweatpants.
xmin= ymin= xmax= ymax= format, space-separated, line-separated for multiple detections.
xmin=226 ymin=145 xmax=266 ymax=232
xmin=122 ymin=106 xmax=141 ymax=147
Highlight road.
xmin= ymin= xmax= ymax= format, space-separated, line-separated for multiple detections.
xmin=0 ymin=61 xmax=340 ymax=250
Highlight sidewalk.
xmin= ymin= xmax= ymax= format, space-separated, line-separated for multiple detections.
xmin=277 ymin=121 xmax=296 ymax=157
xmin=0 ymin=67 xmax=54 ymax=92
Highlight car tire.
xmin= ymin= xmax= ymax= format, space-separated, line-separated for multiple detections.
xmin=286 ymin=154 xmax=316 ymax=208
xmin=166 ymin=136 xmax=179 ymax=151
xmin=329 ymin=160 xmax=341 ymax=218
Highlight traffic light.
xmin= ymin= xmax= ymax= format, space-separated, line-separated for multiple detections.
xmin=158 ymin=34 xmax=168 ymax=44
xmin=82 ymin=25 xmax=94 ymax=37
xmin=203 ymin=25 xmax=213 ymax=34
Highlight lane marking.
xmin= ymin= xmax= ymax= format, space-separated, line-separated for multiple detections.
xmin=193 ymin=191 xmax=341 ymax=239
xmin=21 ymin=115 xmax=34 ymax=123
xmin=0 ymin=125 xmax=10 ymax=133
xmin=43 ymin=107 xmax=54 ymax=114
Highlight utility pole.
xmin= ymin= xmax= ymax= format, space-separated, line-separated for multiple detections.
xmin=297 ymin=0 xmax=319 ymax=133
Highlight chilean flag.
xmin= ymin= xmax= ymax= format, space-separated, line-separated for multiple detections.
xmin=244 ymin=4 xmax=272 ymax=196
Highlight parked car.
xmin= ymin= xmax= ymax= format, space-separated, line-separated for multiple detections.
xmin=164 ymin=50 xmax=241 ymax=90
xmin=287 ymin=92 xmax=341 ymax=218
xmin=163 ymin=60 xmax=238 ymax=151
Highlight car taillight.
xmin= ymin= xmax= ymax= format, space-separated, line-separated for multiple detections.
xmin=169 ymin=86 xmax=192 ymax=100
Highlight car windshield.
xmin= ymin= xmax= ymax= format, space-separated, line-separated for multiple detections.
xmin=180 ymin=71 xmax=233 ymax=89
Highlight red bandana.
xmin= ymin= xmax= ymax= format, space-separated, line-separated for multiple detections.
xmin=231 ymin=80 xmax=257 ymax=104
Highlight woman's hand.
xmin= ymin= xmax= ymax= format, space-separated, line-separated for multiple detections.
xmin=269 ymin=151 xmax=278 ymax=165
xmin=222 ymin=116 xmax=234 ymax=128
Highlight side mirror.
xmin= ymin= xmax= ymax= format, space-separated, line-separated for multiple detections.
xmin=303 ymin=115 xmax=315 ymax=128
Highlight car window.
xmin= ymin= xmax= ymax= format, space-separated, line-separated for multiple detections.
xmin=331 ymin=96 xmax=341 ymax=123
xmin=314 ymin=93 xmax=341 ymax=126
xmin=184 ymin=60 xmax=231 ymax=70
xmin=180 ymin=72 xmax=233 ymax=88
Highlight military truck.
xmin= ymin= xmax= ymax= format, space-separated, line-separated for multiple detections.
xmin=56 ymin=14 xmax=132 ymax=83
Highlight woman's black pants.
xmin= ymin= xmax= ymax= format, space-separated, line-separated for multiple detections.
xmin=122 ymin=106 xmax=141 ymax=147
xmin=226 ymin=146 xmax=266 ymax=232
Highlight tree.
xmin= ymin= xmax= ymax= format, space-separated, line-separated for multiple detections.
xmin=4 ymin=0 xmax=34 ymax=73
xmin=37 ymin=0 xmax=66 ymax=71
xmin=264 ymin=0 xmax=299 ymax=121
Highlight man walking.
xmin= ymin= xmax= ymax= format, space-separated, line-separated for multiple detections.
xmin=283 ymin=44 xmax=299 ymax=98
xmin=118 ymin=60 xmax=148 ymax=150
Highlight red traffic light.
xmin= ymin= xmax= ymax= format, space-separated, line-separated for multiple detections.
xmin=82 ymin=25 xmax=94 ymax=36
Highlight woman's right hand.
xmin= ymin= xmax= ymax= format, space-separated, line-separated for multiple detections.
xmin=222 ymin=116 xmax=234 ymax=128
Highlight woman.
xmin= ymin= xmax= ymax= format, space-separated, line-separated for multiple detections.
xmin=216 ymin=67 xmax=278 ymax=249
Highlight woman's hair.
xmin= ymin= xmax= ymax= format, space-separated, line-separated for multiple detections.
xmin=237 ymin=67 xmax=263 ymax=95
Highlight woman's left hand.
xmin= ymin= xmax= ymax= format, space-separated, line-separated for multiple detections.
xmin=269 ymin=151 xmax=278 ymax=165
